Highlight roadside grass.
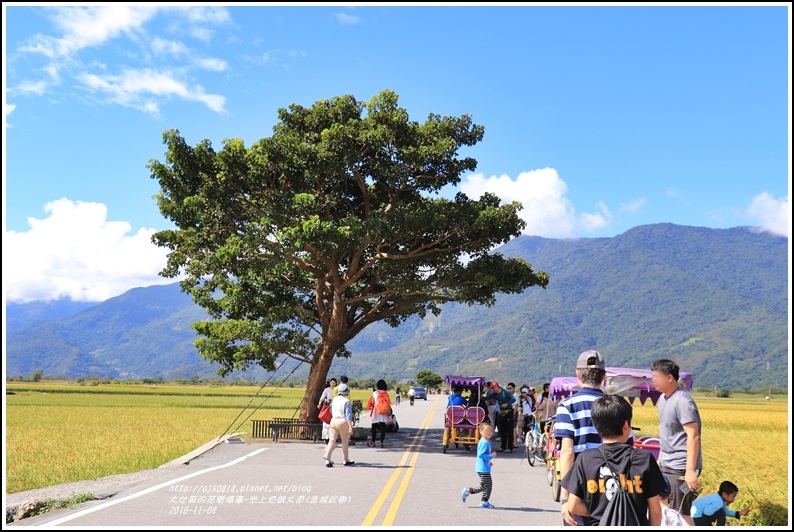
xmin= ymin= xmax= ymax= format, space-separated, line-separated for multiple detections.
xmin=23 ymin=493 xmax=97 ymax=519
xmin=5 ymin=383 xmax=789 ymax=526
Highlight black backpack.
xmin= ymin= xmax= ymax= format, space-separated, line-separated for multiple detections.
xmin=597 ymin=447 xmax=644 ymax=526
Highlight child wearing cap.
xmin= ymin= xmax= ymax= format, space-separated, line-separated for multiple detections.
xmin=460 ymin=421 xmax=496 ymax=509
xmin=517 ymin=386 xmax=536 ymax=444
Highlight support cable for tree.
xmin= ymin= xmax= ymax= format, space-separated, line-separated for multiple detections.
xmin=216 ymin=356 xmax=288 ymax=441
xmin=218 ymin=357 xmax=307 ymax=441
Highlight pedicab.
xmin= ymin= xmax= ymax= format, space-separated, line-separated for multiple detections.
xmin=545 ymin=367 xmax=694 ymax=501
xmin=441 ymin=375 xmax=488 ymax=454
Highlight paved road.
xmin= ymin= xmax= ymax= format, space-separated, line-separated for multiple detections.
xmin=10 ymin=395 xmax=565 ymax=527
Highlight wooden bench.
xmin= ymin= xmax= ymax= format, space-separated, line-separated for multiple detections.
xmin=251 ymin=419 xmax=322 ymax=442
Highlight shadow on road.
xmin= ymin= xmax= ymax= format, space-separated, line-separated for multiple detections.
xmin=484 ymin=506 xmax=560 ymax=514
xmin=263 ymin=426 xmax=535 ymax=463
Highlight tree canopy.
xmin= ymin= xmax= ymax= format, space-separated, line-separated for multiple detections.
xmin=147 ymin=89 xmax=548 ymax=421
xmin=416 ymin=370 xmax=444 ymax=390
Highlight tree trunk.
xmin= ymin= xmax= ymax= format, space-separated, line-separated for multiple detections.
xmin=299 ymin=342 xmax=336 ymax=423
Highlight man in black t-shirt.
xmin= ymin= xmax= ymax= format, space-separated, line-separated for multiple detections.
xmin=561 ymin=394 xmax=667 ymax=526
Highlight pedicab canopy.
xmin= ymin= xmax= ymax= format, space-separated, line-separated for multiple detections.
xmin=443 ymin=375 xmax=486 ymax=391
xmin=549 ymin=367 xmax=693 ymax=406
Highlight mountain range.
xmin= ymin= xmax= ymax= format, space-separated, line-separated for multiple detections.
xmin=5 ymin=223 xmax=789 ymax=389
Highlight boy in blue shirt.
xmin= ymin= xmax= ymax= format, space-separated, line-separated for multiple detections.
xmin=447 ymin=386 xmax=467 ymax=407
xmin=691 ymin=480 xmax=749 ymax=526
xmin=460 ymin=421 xmax=496 ymax=508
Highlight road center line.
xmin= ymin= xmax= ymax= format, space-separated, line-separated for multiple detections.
xmin=361 ymin=397 xmax=440 ymax=526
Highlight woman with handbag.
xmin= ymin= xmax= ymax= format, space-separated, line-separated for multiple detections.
xmin=318 ymin=378 xmax=337 ymax=445
xmin=323 ymin=384 xmax=355 ymax=467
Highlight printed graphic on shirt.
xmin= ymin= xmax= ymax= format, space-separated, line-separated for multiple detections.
xmin=586 ymin=467 xmax=647 ymax=501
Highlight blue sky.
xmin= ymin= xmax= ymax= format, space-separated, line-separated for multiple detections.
xmin=3 ymin=4 xmax=791 ymax=303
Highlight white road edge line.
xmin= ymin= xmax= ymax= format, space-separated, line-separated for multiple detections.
xmin=40 ymin=448 xmax=268 ymax=526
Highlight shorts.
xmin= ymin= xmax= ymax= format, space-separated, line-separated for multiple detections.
xmin=661 ymin=466 xmax=698 ymax=516
xmin=516 ymin=415 xmax=524 ymax=429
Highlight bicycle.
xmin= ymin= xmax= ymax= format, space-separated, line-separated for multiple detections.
xmin=543 ymin=415 xmax=562 ymax=502
xmin=523 ymin=413 xmax=545 ymax=466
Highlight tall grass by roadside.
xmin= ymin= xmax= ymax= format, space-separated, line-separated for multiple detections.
xmin=5 ymin=383 xmax=788 ymax=526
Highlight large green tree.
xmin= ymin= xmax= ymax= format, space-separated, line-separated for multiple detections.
xmin=415 ymin=370 xmax=444 ymax=390
xmin=147 ymin=90 xmax=549 ymax=422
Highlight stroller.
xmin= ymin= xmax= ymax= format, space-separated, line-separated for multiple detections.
xmin=351 ymin=399 xmax=363 ymax=426
xmin=385 ymin=413 xmax=399 ymax=432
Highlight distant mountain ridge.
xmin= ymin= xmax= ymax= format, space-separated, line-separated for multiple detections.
xmin=5 ymin=224 xmax=789 ymax=389
xmin=6 ymin=299 xmax=97 ymax=332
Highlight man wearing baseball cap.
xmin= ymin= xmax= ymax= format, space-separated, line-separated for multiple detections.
xmin=555 ymin=350 xmax=607 ymax=526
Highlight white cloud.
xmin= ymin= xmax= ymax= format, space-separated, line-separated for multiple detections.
xmin=171 ymin=6 xmax=231 ymax=42
xmin=42 ymin=64 xmax=61 ymax=84
xmin=619 ymin=198 xmax=646 ymax=214
xmin=151 ymin=37 xmax=189 ymax=57
xmin=746 ymin=193 xmax=790 ymax=237
xmin=180 ymin=6 xmax=231 ymax=25
xmin=77 ymin=68 xmax=227 ymax=114
xmin=20 ymin=6 xmax=160 ymax=59
xmin=14 ymin=6 xmax=230 ymax=115
xmin=4 ymin=199 xmax=177 ymax=303
xmin=19 ymin=6 xmax=228 ymax=59
xmin=16 ymin=81 xmax=48 ymax=96
xmin=194 ymin=57 xmax=227 ymax=72
xmin=335 ymin=13 xmax=360 ymax=25
xmin=580 ymin=201 xmax=612 ymax=232
xmin=459 ymin=168 xmax=611 ymax=238
xmin=4 ymin=100 xmax=15 ymax=128
xmin=254 ymin=49 xmax=307 ymax=67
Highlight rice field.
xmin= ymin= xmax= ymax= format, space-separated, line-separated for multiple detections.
xmin=4 ymin=383 xmax=789 ymax=526
xmin=629 ymin=395 xmax=789 ymax=527
xmin=4 ymin=382 xmax=371 ymax=494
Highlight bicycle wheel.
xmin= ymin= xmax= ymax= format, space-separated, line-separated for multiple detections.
xmin=546 ymin=456 xmax=554 ymax=485
xmin=525 ymin=440 xmax=536 ymax=466
xmin=551 ymin=463 xmax=561 ymax=501
xmin=538 ymin=434 xmax=548 ymax=461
